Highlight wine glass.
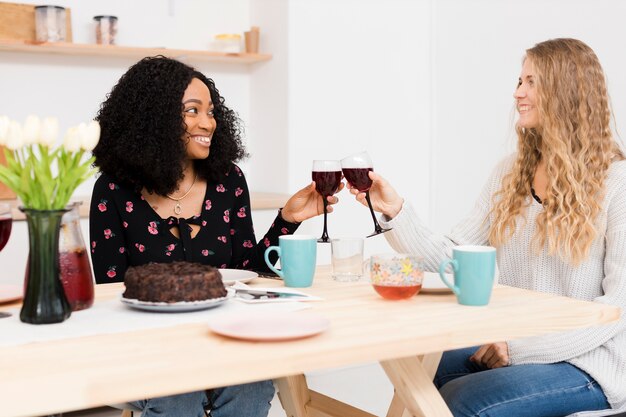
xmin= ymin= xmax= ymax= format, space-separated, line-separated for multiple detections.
xmin=0 ymin=203 xmax=12 ymax=252
xmin=341 ymin=151 xmax=392 ymax=238
xmin=312 ymin=160 xmax=342 ymax=243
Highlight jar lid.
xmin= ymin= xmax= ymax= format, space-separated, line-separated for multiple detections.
xmin=215 ymin=33 xmax=241 ymax=40
xmin=93 ymin=15 xmax=118 ymax=21
xmin=35 ymin=5 xmax=65 ymax=10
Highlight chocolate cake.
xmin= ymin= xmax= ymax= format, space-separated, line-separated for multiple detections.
xmin=123 ymin=261 xmax=226 ymax=303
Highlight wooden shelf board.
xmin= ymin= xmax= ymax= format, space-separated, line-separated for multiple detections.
xmin=0 ymin=39 xmax=272 ymax=64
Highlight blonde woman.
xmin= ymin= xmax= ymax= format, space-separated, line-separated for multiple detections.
xmin=350 ymin=38 xmax=626 ymax=416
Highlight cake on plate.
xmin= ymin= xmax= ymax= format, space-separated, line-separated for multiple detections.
xmin=123 ymin=261 xmax=226 ymax=303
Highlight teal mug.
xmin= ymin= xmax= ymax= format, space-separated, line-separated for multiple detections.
xmin=438 ymin=245 xmax=496 ymax=306
xmin=264 ymin=235 xmax=317 ymax=287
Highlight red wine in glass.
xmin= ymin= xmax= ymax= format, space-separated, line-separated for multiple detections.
xmin=341 ymin=168 xmax=373 ymax=192
xmin=0 ymin=217 xmax=12 ymax=251
xmin=313 ymin=171 xmax=342 ymax=196
xmin=0 ymin=204 xmax=12 ymax=252
xmin=341 ymin=152 xmax=392 ymax=238
xmin=312 ymin=160 xmax=342 ymax=243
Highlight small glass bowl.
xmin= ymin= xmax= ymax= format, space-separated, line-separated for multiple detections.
xmin=369 ymin=254 xmax=424 ymax=300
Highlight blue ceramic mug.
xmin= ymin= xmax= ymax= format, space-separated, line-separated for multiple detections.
xmin=264 ymin=235 xmax=317 ymax=287
xmin=438 ymin=245 xmax=496 ymax=306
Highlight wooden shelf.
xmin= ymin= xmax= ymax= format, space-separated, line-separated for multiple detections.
xmin=0 ymin=39 xmax=272 ymax=64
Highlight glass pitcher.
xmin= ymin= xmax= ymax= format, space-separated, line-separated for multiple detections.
xmin=58 ymin=202 xmax=94 ymax=311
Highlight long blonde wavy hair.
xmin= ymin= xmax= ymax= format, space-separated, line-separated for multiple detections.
xmin=489 ymin=38 xmax=624 ymax=264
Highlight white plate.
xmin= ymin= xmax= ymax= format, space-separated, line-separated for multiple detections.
xmin=121 ymin=290 xmax=233 ymax=313
xmin=420 ymin=272 xmax=453 ymax=294
xmin=0 ymin=284 xmax=22 ymax=304
xmin=219 ymin=269 xmax=258 ymax=286
xmin=209 ymin=311 xmax=330 ymax=341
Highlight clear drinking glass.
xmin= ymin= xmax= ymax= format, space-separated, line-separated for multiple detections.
xmin=340 ymin=151 xmax=392 ymax=237
xmin=331 ymin=237 xmax=364 ymax=282
xmin=312 ymin=160 xmax=342 ymax=243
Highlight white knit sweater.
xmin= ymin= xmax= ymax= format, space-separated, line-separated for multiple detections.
xmin=379 ymin=154 xmax=626 ymax=412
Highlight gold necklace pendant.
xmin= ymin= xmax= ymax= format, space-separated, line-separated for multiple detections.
xmin=165 ymin=173 xmax=197 ymax=217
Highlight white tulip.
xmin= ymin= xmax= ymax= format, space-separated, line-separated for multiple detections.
xmin=40 ymin=117 xmax=59 ymax=147
xmin=63 ymin=126 xmax=81 ymax=152
xmin=22 ymin=115 xmax=41 ymax=145
xmin=5 ymin=121 xmax=24 ymax=150
xmin=80 ymin=120 xmax=100 ymax=151
xmin=0 ymin=115 xmax=10 ymax=145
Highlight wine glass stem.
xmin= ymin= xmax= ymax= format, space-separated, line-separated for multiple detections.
xmin=365 ymin=191 xmax=383 ymax=233
xmin=321 ymin=198 xmax=329 ymax=241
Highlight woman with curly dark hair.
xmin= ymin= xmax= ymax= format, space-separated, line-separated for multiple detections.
xmin=89 ymin=56 xmax=339 ymax=417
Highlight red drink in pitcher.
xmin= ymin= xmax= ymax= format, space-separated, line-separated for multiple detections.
xmin=59 ymin=249 xmax=94 ymax=311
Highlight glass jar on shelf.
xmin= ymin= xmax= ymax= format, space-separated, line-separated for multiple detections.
xmin=213 ymin=34 xmax=242 ymax=53
xmin=94 ymin=15 xmax=118 ymax=45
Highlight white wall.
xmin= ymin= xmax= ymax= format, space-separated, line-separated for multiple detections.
xmin=430 ymin=0 xmax=626 ymax=233
xmin=247 ymin=0 xmax=291 ymax=193
xmin=287 ymin=0 xmax=432 ymax=264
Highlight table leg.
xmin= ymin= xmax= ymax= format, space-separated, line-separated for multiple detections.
xmin=275 ymin=374 xmax=378 ymax=417
xmin=381 ymin=353 xmax=451 ymax=417
xmin=418 ymin=352 xmax=443 ymax=379
xmin=386 ymin=352 xmax=443 ymax=417
xmin=275 ymin=375 xmax=310 ymax=417
xmin=385 ymin=392 xmax=406 ymax=417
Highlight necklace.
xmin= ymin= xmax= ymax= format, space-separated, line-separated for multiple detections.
xmin=166 ymin=174 xmax=197 ymax=215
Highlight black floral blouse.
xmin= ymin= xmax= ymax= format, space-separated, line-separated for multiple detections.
xmin=89 ymin=164 xmax=299 ymax=284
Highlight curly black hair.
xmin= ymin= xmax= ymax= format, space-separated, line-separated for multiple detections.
xmin=94 ymin=56 xmax=247 ymax=195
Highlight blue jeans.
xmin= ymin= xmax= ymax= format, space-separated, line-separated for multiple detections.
xmin=434 ymin=346 xmax=610 ymax=417
xmin=131 ymin=380 xmax=275 ymax=417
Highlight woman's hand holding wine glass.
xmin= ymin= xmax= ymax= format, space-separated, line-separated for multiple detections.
xmin=281 ymin=180 xmax=342 ymax=225
xmin=348 ymin=171 xmax=404 ymax=220
xmin=312 ymin=160 xmax=342 ymax=242
xmin=341 ymin=151 xmax=393 ymax=237
xmin=287 ymin=152 xmax=400 ymax=240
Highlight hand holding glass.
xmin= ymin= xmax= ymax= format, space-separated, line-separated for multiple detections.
xmin=312 ymin=160 xmax=342 ymax=243
xmin=341 ymin=151 xmax=391 ymax=237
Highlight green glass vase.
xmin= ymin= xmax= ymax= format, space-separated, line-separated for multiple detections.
xmin=20 ymin=208 xmax=71 ymax=324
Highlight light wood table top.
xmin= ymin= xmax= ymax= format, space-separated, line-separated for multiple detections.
xmin=0 ymin=266 xmax=620 ymax=417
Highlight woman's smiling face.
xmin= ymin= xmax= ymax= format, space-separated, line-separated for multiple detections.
xmin=182 ymin=77 xmax=216 ymax=160
xmin=514 ymin=58 xmax=540 ymax=130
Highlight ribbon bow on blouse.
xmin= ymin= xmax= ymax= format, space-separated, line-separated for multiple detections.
xmin=165 ymin=215 xmax=203 ymax=261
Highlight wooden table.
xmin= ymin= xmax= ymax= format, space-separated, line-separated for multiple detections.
xmin=0 ymin=266 xmax=620 ymax=417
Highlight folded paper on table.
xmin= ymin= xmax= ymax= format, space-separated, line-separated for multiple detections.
xmin=231 ymin=281 xmax=322 ymax=303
